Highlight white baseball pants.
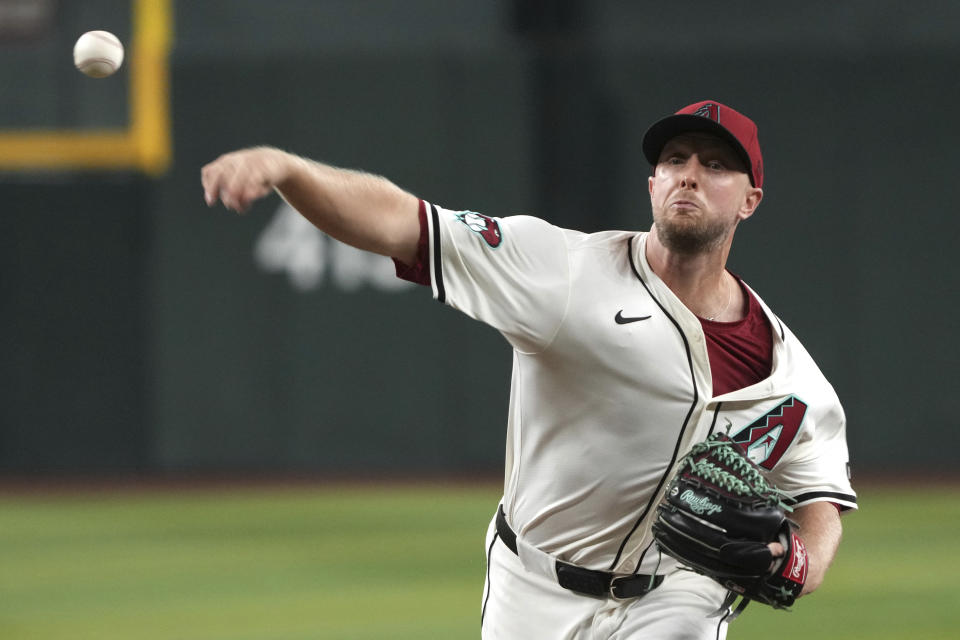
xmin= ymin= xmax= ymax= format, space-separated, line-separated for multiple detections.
xmin=481 ymin=516 xmax=733 ymax=639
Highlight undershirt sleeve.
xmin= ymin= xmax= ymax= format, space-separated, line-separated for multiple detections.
xmin=392 ymin=199 xmax=431 ymax=286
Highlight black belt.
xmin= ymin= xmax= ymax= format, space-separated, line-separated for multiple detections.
xmin=496 ymin=506 xmax=664 ymax=600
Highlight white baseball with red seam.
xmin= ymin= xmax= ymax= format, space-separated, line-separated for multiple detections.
xmin=73 ymin=31 xmax=124 ymax=78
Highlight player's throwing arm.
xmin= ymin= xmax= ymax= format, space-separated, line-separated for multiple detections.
xmin=201 ymin=147 xmax=421 ymax=264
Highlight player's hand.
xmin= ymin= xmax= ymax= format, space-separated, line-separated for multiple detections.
xmin=767 ymin=540 xmax=785 ymax=567
xmin=201 ymin=146 xmax=293 ymax=213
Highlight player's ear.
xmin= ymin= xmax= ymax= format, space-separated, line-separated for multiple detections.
xmin=648 ymin=174 xmax=655 ymax=196
xmin=739 ymin=187 xmax=763 ymax=221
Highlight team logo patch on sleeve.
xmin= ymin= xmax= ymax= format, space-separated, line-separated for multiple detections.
xmin=454 ymin=211 xmax=502 ymax=248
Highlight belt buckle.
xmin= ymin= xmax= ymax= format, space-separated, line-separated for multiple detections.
xmin=609 ymin=575 xmax=631 ymax=601
xmin=610 ymin=574 xmax=662 ymax=600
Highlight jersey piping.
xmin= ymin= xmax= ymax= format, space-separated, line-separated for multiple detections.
xmin=792 ymin=490 xmax=857 ymax=510
xmin=774 ymin=316 xmax=785 ymax=341
xmin=480 ymin=532 xmax=499 ymax=626
xmin=707 ymin=403 xmax=723 ymax=437
xmin=429 ymin=203 xmax=446 ymax=303
xmin=609 ymin=235 xmax=700 ymax=571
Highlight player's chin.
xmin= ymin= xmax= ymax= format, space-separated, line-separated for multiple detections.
xmin=665 ymin=211 xmax=698 ymax=224
xmin=656 ymin=215 xmax=730 ymax=252
xmin=656 ymin=208 xmax=700 ymax=226
xmin=655 ymin=223 xmax=706 ymax=250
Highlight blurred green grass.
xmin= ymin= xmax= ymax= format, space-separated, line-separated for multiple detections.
xmin=1 ymin=482 xmax=957 ymax=639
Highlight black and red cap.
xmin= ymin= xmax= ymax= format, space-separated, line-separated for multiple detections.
xmin=642 ymin=100 xmax=764 ymax=189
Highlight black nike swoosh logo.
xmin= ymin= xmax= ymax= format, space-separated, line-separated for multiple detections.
xmin=615 ymin=310 xmax=651 ymax=324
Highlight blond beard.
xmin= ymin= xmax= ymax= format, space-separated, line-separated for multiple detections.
xmin=652 ymin=208 xmax=736 ymax=255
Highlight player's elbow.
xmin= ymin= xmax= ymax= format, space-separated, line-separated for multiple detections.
xmin=380 ymin=194 xmax=422 ymax=263
xmin=799 ymin=571 xmax=825 ymax=597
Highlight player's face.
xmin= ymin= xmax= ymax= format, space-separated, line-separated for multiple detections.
xmin=648 ymin=133 xmax=762 ymax=254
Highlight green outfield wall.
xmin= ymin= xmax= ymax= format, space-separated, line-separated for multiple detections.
xmin=2 ymin=1 xmax=957 ymax=474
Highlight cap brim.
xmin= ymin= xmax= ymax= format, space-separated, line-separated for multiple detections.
xmin=641 ymin=114 xmax=754 ymax=185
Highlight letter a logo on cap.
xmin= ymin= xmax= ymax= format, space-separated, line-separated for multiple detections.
xmin=693 ymin=103 xmax=720 ymax=122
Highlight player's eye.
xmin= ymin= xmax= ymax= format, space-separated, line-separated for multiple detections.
xmin=706 ymin=160 xmax=725 ymax=171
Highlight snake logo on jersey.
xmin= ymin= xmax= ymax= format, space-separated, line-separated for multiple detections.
xmin=454 ymin=211 xmax=502 ymax=248
xmin=730 ymin=396 xmax=808 ymax=470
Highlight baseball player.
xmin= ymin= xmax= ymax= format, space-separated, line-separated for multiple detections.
xmin=202 ymin=100 xmax=857 ymax=639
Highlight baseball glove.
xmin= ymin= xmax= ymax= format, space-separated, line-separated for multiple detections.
xmin=652 ymin=433 xmax=807 ymax=617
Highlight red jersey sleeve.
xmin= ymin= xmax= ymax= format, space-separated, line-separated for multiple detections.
xmin=392 ymin=199 xmax=431 ymax=286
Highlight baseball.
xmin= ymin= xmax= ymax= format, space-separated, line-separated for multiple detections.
xmin=73 ymin=30 xmax=124 ymax=78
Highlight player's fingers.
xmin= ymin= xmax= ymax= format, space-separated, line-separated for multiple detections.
xmin=201 ymin=160 xmax=227 ymax=207
xmin=766 ymin=541 xmax=786 ymax=573
xmin=202 ymin=154 xmax=246 ymax=208
xmin=202 ymin=147 xmax=285 ymax=211
xmin=225 ymin=188 xmax=253 ymax=213
xmin=220 ymin=168 xmax=269 ymax=213
xmin=213 ymin=159 xmax=253 ymax=211
xmin=240 ymin=182 xmax=272 ymax=209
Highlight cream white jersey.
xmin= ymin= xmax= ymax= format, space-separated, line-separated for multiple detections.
xmin=422 ymin=201 xmax=857 ymax=575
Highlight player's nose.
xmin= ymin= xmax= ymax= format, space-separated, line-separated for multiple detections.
xmin=679 ymin=160 xmax=699 ymax=189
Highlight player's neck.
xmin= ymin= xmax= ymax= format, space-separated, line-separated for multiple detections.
xmin=645 ymin=226 xmax=740 ymax=321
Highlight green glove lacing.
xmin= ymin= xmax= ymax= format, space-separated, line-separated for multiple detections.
xmin=683 ymin=436 xmax=793 ymax=511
